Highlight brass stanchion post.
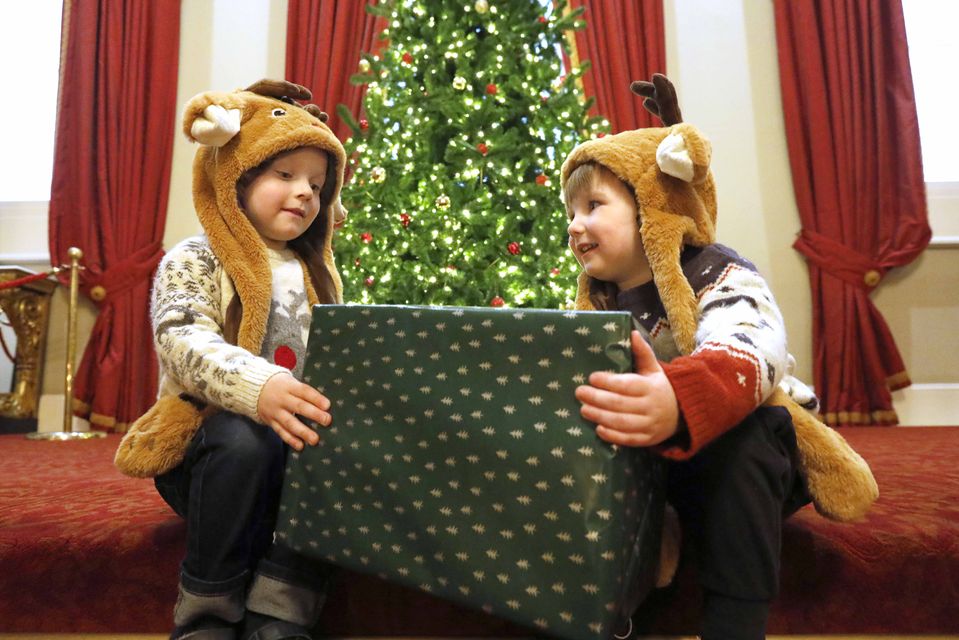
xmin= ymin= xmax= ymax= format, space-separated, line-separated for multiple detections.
xmin=27 ymin=247 xmax=104 ymax=440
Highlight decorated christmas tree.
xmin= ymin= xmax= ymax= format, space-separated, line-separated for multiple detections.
xmin=336 ymin=0 xmax=607 ymax=308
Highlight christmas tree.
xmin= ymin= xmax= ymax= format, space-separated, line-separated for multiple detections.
xmin=336 ymin=0 xmax=607 ymax=308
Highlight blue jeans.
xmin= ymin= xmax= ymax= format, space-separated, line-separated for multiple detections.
xmin=155 ymin=411 xmax=333 ymax=627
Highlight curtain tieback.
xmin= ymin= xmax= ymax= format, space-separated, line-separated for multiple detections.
xmin=792 ymin=229 xmax=884 ymax=290
xmin=84 ymin=241 xmax=165 ymax=304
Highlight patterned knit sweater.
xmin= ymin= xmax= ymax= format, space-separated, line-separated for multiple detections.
xmin=151 ymin=235 xmax=313 ymax=421
xmin=616 ymin=243 xmax=818 ymax=460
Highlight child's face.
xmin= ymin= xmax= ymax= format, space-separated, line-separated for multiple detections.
xmin=567 ymin=170 xmax=652 ymax=290
xmin=241 ymin=147 xmax=328 ymax=250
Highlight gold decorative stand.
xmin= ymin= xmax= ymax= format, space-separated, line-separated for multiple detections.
xmin=27 ymin=247 xmax=104 ymax=440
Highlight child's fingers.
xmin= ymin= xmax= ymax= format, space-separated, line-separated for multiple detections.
xmin=586 ymin=371 xmax=652 ymax=396
xmin=269 ymin=418 xmax=306 ymax=451
xmin=292 ymin=396 xmax=332 ymax=428
xmin=576 ymin=382 xmax=648 ymax=413
xmin=273 ymin=411 xmax=318 ymax=449
xmin=579 ymin=402 xmax=652 ymax=436
xmin=296 ymin=382 xmax=331 ymax=412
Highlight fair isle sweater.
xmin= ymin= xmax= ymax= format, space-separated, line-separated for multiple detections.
xmin=617 ymin=243 xmax=818 ymax=460
xmin=151 ymin=236 xmax=313 ymax=421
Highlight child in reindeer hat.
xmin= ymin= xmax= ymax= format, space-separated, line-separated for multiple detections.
xmin=115 ymin=80 xmax=350 ymax=640
xmin=563 ymin=75 xmax=878 ymax=640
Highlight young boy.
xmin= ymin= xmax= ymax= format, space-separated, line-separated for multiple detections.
xmin=561 ymin=122 xmax=835 ymax=639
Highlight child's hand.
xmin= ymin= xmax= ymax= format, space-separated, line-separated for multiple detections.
xmin=257 ymin=372 xmax=332 ymax=450
xmin=575 ymin=331 xmax=679 ymax=447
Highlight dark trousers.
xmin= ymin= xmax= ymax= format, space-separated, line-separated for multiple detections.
xmin=637 ymin=406 xmax=810 ymax=640
xmin=155 ymin=411 xmax=333 ymax=627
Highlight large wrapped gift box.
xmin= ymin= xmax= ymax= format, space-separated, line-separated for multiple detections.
xmin=277 ymin=305 xmax=666 ymax=640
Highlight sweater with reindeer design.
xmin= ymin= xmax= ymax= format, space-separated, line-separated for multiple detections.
xmin=151 ymin=235 xmax=313 ymax=421
xmin=616 ymin=243 xmax=818 ymax=460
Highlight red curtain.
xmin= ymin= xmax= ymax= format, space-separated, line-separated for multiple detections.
xmin=286 ymin=0 xmax=386 ymax=142
xmin=48 ymin=0 xmax=180 ymax=431
xmin=569 ymin=0 xmax=666 ymax=133
xmin=774 ymin=0 xmax=930 ymax=426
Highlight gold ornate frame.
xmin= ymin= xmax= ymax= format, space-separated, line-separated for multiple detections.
xmin=0 ymin=267 xmax=56 ymax=419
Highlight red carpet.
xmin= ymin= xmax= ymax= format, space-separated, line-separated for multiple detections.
xmin=1 ymin=428 xmax=957 ymax=633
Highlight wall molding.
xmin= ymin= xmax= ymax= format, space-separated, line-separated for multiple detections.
xmin=893 ymin=383 xmax=959 ymax=426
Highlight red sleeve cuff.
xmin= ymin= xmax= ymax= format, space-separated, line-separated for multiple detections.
xmin=658 ymin=352 xmax=759 ymax=459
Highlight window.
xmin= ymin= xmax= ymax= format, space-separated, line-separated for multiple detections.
xmin=0 ymin=1 xmax=63 ymax=201
xmin=0 ymin=0 xmax=63 ymax=259
xmin=903 ymin=0 xmax=959 ymax=240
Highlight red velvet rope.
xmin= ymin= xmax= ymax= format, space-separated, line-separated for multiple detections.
xmin=0 ymin=270 xmax=59 ymax=292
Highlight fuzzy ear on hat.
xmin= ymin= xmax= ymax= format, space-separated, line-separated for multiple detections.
xmin=656 ymin=123 xmax=711 ymax=184
xmin=182 ymin=90 xmax=246 ymax=145
xmin=190 ymin=104 xmax=242 ymax=147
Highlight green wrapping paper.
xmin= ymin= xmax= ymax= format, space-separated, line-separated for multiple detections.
xmin=277 ymin=305 xmax=666 ymax=640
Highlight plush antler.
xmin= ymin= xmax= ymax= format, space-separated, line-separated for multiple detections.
xmin=302 ymin=104 xmax=330 ymax=123
xmin=630 ymin=73 xmax=683 ymax=126
xmin=245 ymin=79 xmax=329 ymax=122
xmin=245 ymin=79 xmax=312 ymax=102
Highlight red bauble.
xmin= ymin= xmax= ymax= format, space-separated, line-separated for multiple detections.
xmin=535 ymin=174 xmax=547 ymax=185
xmin=538 ymin=16 xmax=547 ymax=24
xmin=490 ymin=296 xmax=505 ymax=307
xmin=550 ymin=267 xmax=560 ymax=276
xmin=354 ymin=258 xmax=361 ymax=267
xmin=360 ymin=232 xmax=373 ymax=243
xmin=365 ymin=276 xmax=375 ymax=287
xmin=359 ymin=118 xmax=369 ymax=130
xmin=507 ymin=242 xmax=521 ymax=255
xmin=402 ymin=52 xmax=413 ymax=64
xmin=486 ymin=83 xmax=498 ymax=95
xmin=597 ymin=132 xmax=607 ymax=138
xmin=477 ymin=142 xmax=489 ymax=156
xmin=400 ymin=213 xmax=411 ymax=228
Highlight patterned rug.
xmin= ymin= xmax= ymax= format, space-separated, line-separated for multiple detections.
xmin=0 ymin=428 xmax=957 ymax=634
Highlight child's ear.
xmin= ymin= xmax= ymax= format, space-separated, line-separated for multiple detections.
xmin=655 ymin=123 xmax=711 ymax=184
xmin=182 ymin=91 xmax=245 ymax=147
